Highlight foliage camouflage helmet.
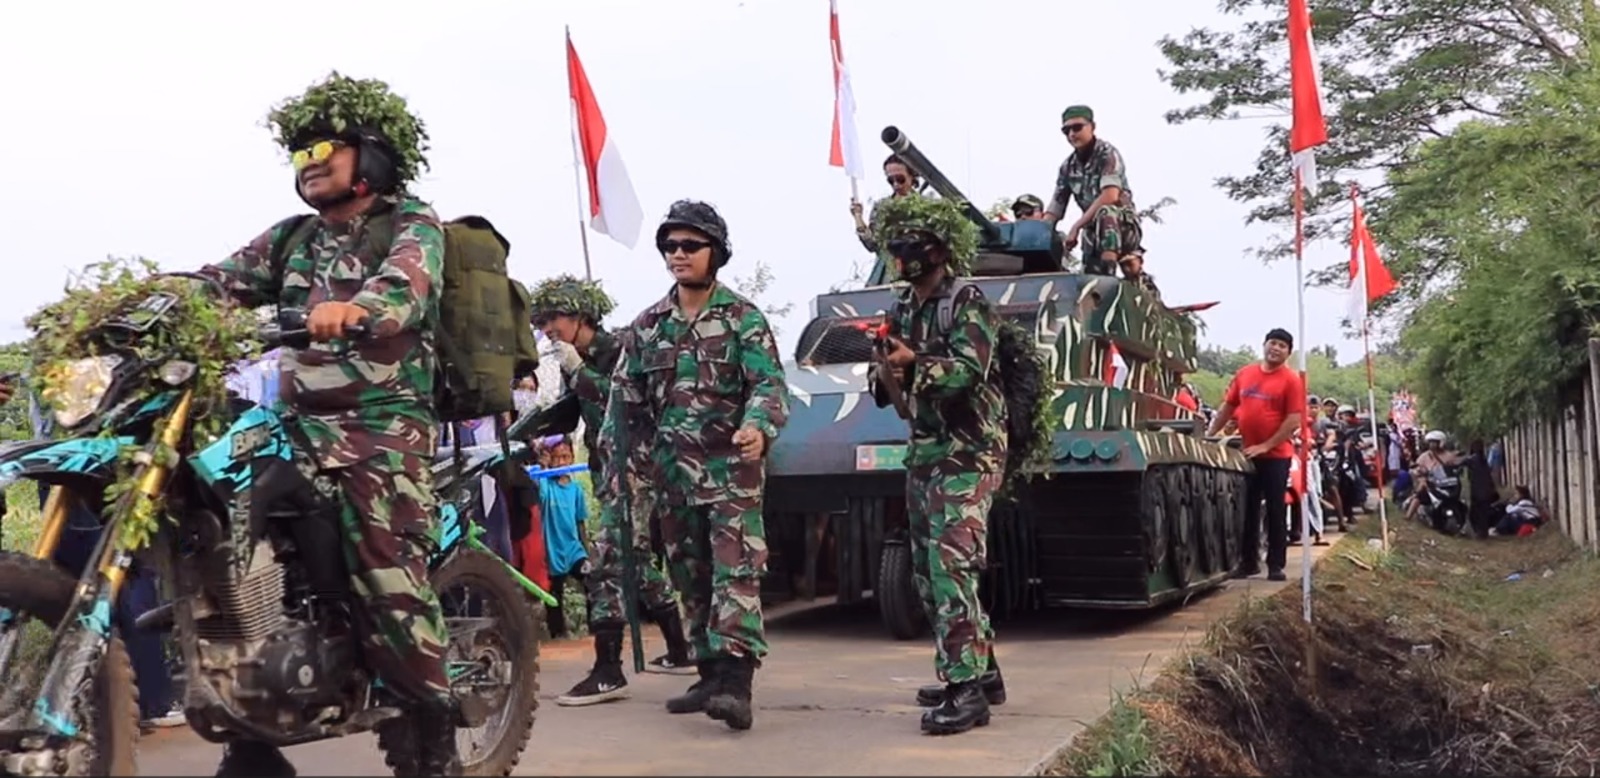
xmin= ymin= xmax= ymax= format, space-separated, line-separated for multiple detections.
xmin=529 ymin=273 xmax=616 ymax=325
xmin=655 ymin=199 xmax=733 ymax=268
xmin=266 ymin=71 xmax=431 ymax=185
xmin=869 ymin=193 xmax=980 ymax=276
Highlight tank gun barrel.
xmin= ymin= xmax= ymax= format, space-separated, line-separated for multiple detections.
xmin=880 ymin=126 xmax=1002 ymax=244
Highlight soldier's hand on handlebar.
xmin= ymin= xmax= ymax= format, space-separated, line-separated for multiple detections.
xmin=308 ymin=301 xmax=370 ymax=342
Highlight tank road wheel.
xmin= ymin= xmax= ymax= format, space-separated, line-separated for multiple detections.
xmin=1165 ymin=467 xmax=1194 ymax=588
xmin=877 ymin=541 xmax=927 ymax=641
xmin=1196 ymin=469 xmax=1223 ymax=575
xmin=1221 ymin=473 xmax=1243 ymax=572
xmin=1139 ymin=469 xmax=1169 ymax=573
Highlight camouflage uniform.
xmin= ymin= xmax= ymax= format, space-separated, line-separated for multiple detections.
xmin=571 ymin=328 xmax=680 ymax=626
xmin=602 ymin=282 xmax=790 ymax=662
xmin=1046 ymin=108 xmax=1142 ymax=265
xmin=200 ymin=195 xmax=452 ymax=707
xmin=869 ymin=279 xmax=1006 ymax=684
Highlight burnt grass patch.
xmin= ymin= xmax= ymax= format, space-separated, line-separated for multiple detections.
xmin=1050 ymin=513 xmax=1600 ymax=777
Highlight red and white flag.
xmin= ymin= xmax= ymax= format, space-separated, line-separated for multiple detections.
xmin=568 ymin=30 xmax=642 ymax=249
xmin=1287 ymin=0 xmax=1328 ymax=193
xmin=828 ymin=0 xmax=865 ymax=180
xmin=1346 ymin=188 xmax=1398 ymax=324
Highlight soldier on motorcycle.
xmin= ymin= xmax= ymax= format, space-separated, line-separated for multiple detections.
xmin=198 ymin=73 xmax=464 ymax=776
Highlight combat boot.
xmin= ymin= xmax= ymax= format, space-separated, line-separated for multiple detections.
xmin=556 ymin=622 xmax=630 ymax=706
xmin=666 ymin=659 xmax=718 ymax=714
xmin=646 ymin=604 xmax=695 ymax=675
xmin=914 ymin=656 xmax=1006 ymax=707
xmin=413 ymin=700 xmax=464 ymax=777
xmin=920 ymin=679 xmax=991 ymax=736
xmin=703 ymin=655 xmax=756 ymax=731
xmin=215 ymin=739 xmax=297 ymax=777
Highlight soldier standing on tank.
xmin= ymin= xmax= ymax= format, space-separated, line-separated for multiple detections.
xmin=602 ymin=199 xmax=790 ymax=731
xmin=1043 ymin=105 xmax=1144 ymax=276
xmin=850 ymin=154 xmax=922 ymax=253
xmin=529 ymin=275 xmax=696 ymax=710
xmin=866 ymin=194 xmax=1009 ymax=736
xmin=1118 ymin=252 xmax=1160 ymax=300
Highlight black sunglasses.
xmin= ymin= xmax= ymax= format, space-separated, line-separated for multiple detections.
xmin=886 ymin=237 xmax=939 ymax=261
xmin=886 ymin=174 xmax=909 ymax=187
xmin=1062 ymin=122 xmax=1089 ymax=135
xmin=659 ymin=238 xmax=714 ymax=255
xmin=1013 ymin=206 xmax=1037 ymax=218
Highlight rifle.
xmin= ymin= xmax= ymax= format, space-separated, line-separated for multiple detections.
xmin=860 ymin=316 xmax=912 ymax=419
xmin=608 ymin=401 xmax=647 ymax=675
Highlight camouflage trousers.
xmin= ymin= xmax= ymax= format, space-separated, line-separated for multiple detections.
xmin=659 ymin=497 xmax=770 ymax=661
xmin=1082 ymin=204 xmax=1143 ymax=271
xmin=326 ymin=450 xmax=452 ymax=706
xmin=586 ymin=479 xmax=680 ymax=626
xmin=906 ymin=464 xmax=1000 ymax=683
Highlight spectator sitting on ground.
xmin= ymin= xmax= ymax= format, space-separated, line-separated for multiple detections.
xmin=1491 ymin=485 xmax=1543 ymax=537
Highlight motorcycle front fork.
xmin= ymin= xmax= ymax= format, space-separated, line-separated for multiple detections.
xmin=0 ymin=390 xmax=193 ymax=743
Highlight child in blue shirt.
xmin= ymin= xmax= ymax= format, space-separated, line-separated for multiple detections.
xmin=539 ymin=437 xmax=590 ymax=638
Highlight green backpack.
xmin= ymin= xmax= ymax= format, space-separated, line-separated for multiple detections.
xmin=269 ymin=207 xmax=540 ymax=423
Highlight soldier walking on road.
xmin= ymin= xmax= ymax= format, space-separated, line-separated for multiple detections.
xmin=529 ymin=275 xmax=695 ymax=709
xmin=866 ymin=194 xmax=1009 ymax=736
xmin=602 ymin=200 xmax=790 ymax=731
xmin=1043 ymin=105 xmax=1144 ymax=276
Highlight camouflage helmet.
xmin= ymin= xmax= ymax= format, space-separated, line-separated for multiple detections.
xmin=655 ymin=199 xmax=732 ymax=267
xmin=1012 ymin=193 xmax=1044 ymax=212
xmin=529 ymin=274 xmax=616 ymax=325
xmin=868 ymin=193 xmax=980 ymax=275
xmin=266 ymin=71 xmax=430 ymax=185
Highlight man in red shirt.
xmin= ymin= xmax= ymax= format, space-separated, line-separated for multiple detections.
xmin=1205 ymin=328 xmax=1304 ymax=581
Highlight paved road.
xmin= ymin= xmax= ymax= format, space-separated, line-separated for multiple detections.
xmin=137 ymin=549 xmax=1327 ymax=776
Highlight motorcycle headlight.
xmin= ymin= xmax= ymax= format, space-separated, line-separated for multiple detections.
xmin=48 ymin=355 xmax=122 ymax=429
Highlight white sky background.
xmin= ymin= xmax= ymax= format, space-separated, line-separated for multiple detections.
xmin=0 ymin=0 xmax=1370 ymax=364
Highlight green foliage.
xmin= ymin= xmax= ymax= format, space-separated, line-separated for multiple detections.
xmin=1157 ymin=0 xmax=1581 ymax=293
xmin=869 ymin=194 xmax=980 ymax=275
xmin=528 ymin=274 xmax=617 ymax=324
xmin=25 ymin=257 xmax=264 ymax=549
xmin=1392 ymin=59 xmax=1600 ymax=436
xmin=266 ymin=71 xmax=430 ymax=184
xmin=729 ymin=259 xmax=795 ymax=335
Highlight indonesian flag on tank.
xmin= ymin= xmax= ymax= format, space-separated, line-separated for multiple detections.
xmin=568 ymin=30 xmax=643 ymax=249
xmin=828 ymin=0 xmax=865 ymax=181
xmin=1287 ymin=0 xmax=1328 ymax=194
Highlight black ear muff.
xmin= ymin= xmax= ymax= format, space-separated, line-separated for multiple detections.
xmin=353 ymin=139 xmax=400 ymax=197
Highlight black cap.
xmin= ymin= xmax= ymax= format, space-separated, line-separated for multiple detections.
xmin=1265 ymin=328 xmax=1294 ymax=349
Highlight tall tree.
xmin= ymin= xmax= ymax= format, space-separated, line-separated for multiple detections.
xmin=1157 ymin=0 xmax=1582 ymax=291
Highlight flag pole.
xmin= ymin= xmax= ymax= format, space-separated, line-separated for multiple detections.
xmin=1294 ymin=167 xmax=1317 ymax=696
xmin=1353 ymin=182 xmax=1392 ymax=550
xmin=565 ymin=25 xmax=595 ymax=281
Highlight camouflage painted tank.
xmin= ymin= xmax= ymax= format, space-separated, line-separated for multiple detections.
xmin=761 ymin=126 xmax=1252 ymax=639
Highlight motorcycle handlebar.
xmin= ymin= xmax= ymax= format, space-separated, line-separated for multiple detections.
xmin=260 ymin=308 xmax=371 ymax=350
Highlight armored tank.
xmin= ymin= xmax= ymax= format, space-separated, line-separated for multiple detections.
xmin=760 ymin=126 xmax=1251 ymax=639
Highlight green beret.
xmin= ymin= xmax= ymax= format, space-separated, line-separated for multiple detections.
xmin=1060 ymin=105 xmax=1094 ymax=124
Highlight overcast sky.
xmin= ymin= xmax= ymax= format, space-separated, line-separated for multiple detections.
xmin=0 ymin=0 xmax=1372 ymax=364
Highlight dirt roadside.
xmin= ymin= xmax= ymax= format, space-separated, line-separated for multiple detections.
xmin=135 ymin=549 xmax=1328 ymax=776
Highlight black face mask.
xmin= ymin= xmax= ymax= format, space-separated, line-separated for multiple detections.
xmin=888 ymin=236 xmax=944 ymax=280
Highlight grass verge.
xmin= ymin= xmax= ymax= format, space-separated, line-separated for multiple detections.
xmin=1051 ymin=511 xmax=1600 ymax=776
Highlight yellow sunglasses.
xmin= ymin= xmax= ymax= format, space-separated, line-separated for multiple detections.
xmin=290 ymin=140 xmax=346 ymax=171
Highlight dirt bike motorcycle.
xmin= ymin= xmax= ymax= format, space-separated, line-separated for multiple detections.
xmin=0 ymin=285 xmax=550 ymax=776
xmin=1418 ymin=462 xmax=1468 ymax=536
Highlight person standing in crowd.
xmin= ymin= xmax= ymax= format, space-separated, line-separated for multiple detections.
xmin=867 ymin=194 xmax=1009 ymax=736
xmin=1206 ymin=328 xmax=1305 ymax=581
xmin=537 ymin=436 xmax=590 ymax=639
xmin=604 ymin=199 xmax=789 ymax=731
